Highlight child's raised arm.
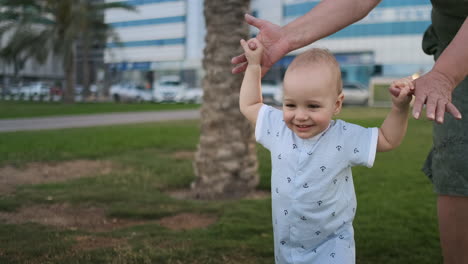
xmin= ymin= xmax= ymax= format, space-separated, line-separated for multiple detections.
xmin=377 ymin=77 xmax=413 ymax=152
xmin=239 ymin=38 xmax=264 ymax=125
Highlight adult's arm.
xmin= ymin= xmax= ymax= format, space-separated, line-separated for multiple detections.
xmin=411 ymin=18 xmax=468 ymax=123
xmin=231 ymin=0 xmax=381 ymax=76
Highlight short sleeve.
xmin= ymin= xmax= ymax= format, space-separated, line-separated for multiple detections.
xmin=255 ymin=104 xmax=284 ymax=151
xmin=340 ymin=121 xmax=378 ymax=168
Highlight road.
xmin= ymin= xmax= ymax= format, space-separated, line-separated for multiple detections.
xmin=0 ymin=109 xmax=200 ymax=132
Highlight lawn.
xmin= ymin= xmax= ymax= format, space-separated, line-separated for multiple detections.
xmin=0 ymin=107 xmax=441 ymax=263
xmin=0 ymin=101 xmax=200 ymax=119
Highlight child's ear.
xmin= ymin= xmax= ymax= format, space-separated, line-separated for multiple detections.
xmin=334 ymin=92 xmax=344 ymax=115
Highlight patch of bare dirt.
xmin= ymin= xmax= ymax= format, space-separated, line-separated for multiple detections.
xmin=72 ymin=235 xmax=126 ymax=251
xmin=171 ymin=151 xmax=195 ymax=160
xmin=0 ymin=203 xmax=219 ymax=233
xmin=0 ymin=160 xmax=115 ymax=194
xmin=0 ymin=203 xmax=149 ymax=232
xmin=158 ymin=213 xmax=217 ymax=231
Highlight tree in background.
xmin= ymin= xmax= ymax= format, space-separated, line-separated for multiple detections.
xmin=192 ymin=0 xmax=259 ymax=199
xmin=0 ymin=0 xmax=133 ymax=102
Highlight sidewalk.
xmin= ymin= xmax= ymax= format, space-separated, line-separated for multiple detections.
xmin=0 ymin=109 xmax=200 ymax=133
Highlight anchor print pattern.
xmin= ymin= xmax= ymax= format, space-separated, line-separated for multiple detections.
xmin=257 ymin=108 xmax=376 ymax=262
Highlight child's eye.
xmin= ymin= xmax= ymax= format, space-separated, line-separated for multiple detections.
xmin=308 ymin=104 xmax=320 ymax=108
xmin=285 ymin=104 xmax=295 ymax=108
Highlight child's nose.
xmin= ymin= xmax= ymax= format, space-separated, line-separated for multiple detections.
xmin=296 ymin=109 xmax=309 ymax=120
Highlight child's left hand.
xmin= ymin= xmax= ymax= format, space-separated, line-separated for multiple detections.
xmin=390 ymin=77 xmax=414 ymax=108
xmin=240 ymin=38 xmax=264 ymax=66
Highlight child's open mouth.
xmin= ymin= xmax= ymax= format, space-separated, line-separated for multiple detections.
xmin=296 ymin=124 xmax=312 ymax=131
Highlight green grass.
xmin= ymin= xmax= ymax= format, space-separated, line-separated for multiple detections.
xmin=0 ymin=101 xmax=199 ymax=119
xmin=0 ymin=107 xmax=441 ymax=263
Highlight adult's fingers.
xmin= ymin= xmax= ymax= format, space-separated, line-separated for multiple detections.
xmin=446 ymin=103 xmax=462 ymax=120
xmin=412 ymin=93 xmax=426 ymax=119
xmin=425 ymin=96 xmax=438 ymax=121
xmin=436 ymin=100 xmax=446 ymax=124
xmin=232 ymin=62 xmax=248 ymax=74
xmin=245 ymin=13 xmax=264 ymax=29
xmin=231 ymin=53 xmax=246 ymax=65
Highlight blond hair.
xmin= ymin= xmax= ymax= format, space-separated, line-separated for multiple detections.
xmin=286 ymin=48 xmax=342 ymax=94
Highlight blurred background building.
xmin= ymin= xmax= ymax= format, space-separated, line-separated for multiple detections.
xmin=105 ymin=0 xmax=205 ymax=89
xmin=0 ymin=0 xmax=434 ymax=94
xmin=104 ymin=0 xmax=433 ymax=89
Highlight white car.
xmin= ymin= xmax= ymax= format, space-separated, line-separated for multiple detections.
xmin=153 ymin=76 xmax=186 ymax=103
xmin=343 ymin=82 xmax=369 ymax=106
xmin=110 ymin=83 xmax=152 ymax=102
xmin=261 ymin=80 xmax=283 ymax=105
xmin=177 ymin=87 xmax=203 ymax=104
xmin=19 ymin=82 xmax=51 ymax=100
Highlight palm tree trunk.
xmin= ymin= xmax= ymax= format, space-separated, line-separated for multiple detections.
xmin=82 ymin=38 xmax=91 ymax=99
xmin=63 ymin=47 xmax=75 ymax=103
xmin=192 ymin=0 xmax=258 ymax=199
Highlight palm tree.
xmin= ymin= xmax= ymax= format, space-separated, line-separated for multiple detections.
xmin=76 ymin=0 xmax=131 ymax=98
xmin=0 ymin=0 xmax=49 ymax=84
xmin=0 ymin=0 xmax=133 ymax=102
xmin=192 ymin=0 xmax=259 ymax=199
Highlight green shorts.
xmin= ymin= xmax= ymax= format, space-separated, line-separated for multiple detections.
xmin=423 ymin=78 xmax=468 ymax=196
xmin=421 ymin=7 xmax=468 ymax=196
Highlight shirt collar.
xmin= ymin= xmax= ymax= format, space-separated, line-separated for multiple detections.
xmin=302 ymin=122 xmax=332 ymax=144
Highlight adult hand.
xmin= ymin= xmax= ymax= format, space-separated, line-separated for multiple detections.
xmin=231 ymin=14 xmax=290 ymax=77
xmin=390 ymin=70 xmax=462 ymax=123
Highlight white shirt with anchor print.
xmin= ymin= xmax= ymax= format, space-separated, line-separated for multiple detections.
xmin=256 ymin=105 xmax=378 ymax=264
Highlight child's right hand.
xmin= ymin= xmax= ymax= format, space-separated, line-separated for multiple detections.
xmin=390 ymin=76 xmax=414 ymax=108
xmin=240 ymin=38 xmax=264 ymax=66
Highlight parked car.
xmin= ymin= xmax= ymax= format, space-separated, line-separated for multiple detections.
xmin=176 ymin=87 xmax=203 ymax=104
xmin=19 ymin=82 xmax=51 ymax=100
xmin=261 ymin=79 xmax=283 ymax=105
xmin=110 ymin=82 xmax=152 ymax=102
xmin=3 ymin=85 xmax=21 ymax=100
xmin=343 ymin=82 xmax=369 ymax=105
xmin=153 ymin=76 xmax=186 ymax=103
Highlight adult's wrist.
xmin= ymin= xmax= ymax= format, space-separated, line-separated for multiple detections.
xmin=430 ymin=67 xmax=457 ymax=92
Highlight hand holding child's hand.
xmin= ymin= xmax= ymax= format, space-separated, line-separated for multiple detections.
xmin=390 ymin=77 xmax=414 ymax=108
xmin=240 ymin=38 xmax=264 ymax=66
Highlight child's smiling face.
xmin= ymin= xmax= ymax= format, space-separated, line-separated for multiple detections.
xmin=282 ymin=65 xmax=344 ymax=139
